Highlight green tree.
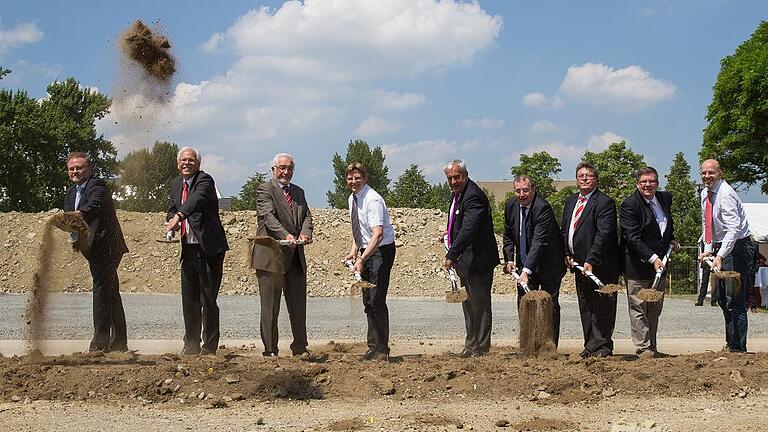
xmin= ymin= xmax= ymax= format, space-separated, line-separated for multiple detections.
xmin=118 ymin=141 xmax=179 ymax=211
xmin=0 ymin=67 xmax=9 ymax=80
xmin=702 ymin=21 xmax=768 ymax=193
xmin=231 ymin=171 xmax=267 ymax=210
xmin=0 ymin=78 xmax=117 ymax=212
xmin=426 ymin=181 xmax=451 ymax=212
xmin=548 ymin=185 xmax=579 ymax=223
xmin=582 ymin=141 xmax=646 ymax=204
xmin=327 ymin=139 xmax=390 ymax=208
xmin=510 ymin=151 xmax=562 ymax=198
xmin=664 ymin=153 xmax=700 ymax=247
xmin=388 ymin=164 xmax=435 ymax=208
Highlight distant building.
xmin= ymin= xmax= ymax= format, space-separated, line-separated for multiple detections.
xmin=477 ymin=179 xmax=577 ymax=202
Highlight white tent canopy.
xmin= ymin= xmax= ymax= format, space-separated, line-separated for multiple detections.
xmin=744 ymin=203 xmax=768 ymax=243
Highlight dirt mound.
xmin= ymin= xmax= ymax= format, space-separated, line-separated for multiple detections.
xmin=0 ymin=209 xmax=574 ymax=297
xmin=2 ymin=345 xmax=767 ymax=406
xmin=120 ymin=20 xmax=175 ymax=82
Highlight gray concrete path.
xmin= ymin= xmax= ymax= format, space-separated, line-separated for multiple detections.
xmin=1 ymin=292 xmax=766 ymax=356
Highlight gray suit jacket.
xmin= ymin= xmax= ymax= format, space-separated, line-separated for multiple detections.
xmin=254 ymin=179 xmax=313 ymax=274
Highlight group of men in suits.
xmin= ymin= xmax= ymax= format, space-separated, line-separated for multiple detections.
xmin=66 ymin=149 xmax=752 ymax=358
xmin=450 ymin=160 xmax=676 ymax=358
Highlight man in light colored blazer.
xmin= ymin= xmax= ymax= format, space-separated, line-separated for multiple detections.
xmin=254 ymin=153 xmax=313 ymax=357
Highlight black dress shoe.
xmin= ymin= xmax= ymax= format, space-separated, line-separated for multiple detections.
xmin=182 ymin=345 xmax=201 ymax=355
xmin=694 ymin=301 xmax=704 ymax=306
xmin=262 ymin=351 xmax=278 ymax=358
xmin=292 ymin=349 xmax=310 ymax=357
xmin=592 ymin=350 xmax=612 ymax=358
xmin=200 ymin=347 xmax=216 ymax=356
xmin=363 ymin=348 xmax=377 ymax=360
xmin=579 ymin=349 xmax=591 ymax=359
xmin=459 ymin=348 xmax=475 ymax=358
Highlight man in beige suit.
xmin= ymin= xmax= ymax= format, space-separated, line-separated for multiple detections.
xmin=254 ymin=153 xmax=313 ymax=357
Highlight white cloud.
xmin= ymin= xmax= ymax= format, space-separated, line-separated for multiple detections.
xmin=0 ymin=20 xmax=43 ymax=54
xmin=200 ymin=153 xmax=251 ymax=185
xmin=199 ymin=32 xmax=224 ymax=52
xmin=2 ymin=59 xmax=60 ymax=85
xmin=382 ymin=139 xmax=459 ymax=181
xmin=460 ymin=117 xmax=505 ymax=129
xmin=522 ymin=92 xmax=548 ymax=108
xmin=354 ymin=116 xmax=403 ymax=136
xmin=587 ymin=131 xmax=627 ymax=151
xmin=528 ymin=120 xmax=558 ymax=134
xmin=559 ymin=62 xmax=676 ymax=108
xmin=372 ymin=89 xmax=427 ymax=111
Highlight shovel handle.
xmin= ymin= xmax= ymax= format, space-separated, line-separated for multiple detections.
xmin=508 ymin=269 xmax=531 ymax=293
xmin=278 ymin=239 xmax=305 ymax=246
xmin=649 ymin=245 xmax=675 ymax=290
xmin=572 ymin=262 xmax=605 ymax=288
xmin=344 ymin=260 xmax=363 ymax=282
xmin=166 ymin=230 xmax=174 ymax=241
xmin=702 ymin=256 xmax=720 ymax=273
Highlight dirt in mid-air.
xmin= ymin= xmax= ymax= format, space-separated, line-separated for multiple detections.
xmin=119 ymin=20 xmax=176 ymax=82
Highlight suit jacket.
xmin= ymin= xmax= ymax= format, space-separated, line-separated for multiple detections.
xmin=445 ymin=179 xmax=499 ymax=277
xmin=560 ymin=188 xmax=620 ymax=283
xmin=254 ymin=179 xmax=313 ymax=274
xmin=620 ymin=189 xmax=675 ymax=280
xmin=64 ymin=176 xmax=128 ymax=265
xmin=502 ymin=193 xmax=566 ymax=285
xmin=166 ymin=171 xmax=229 ymax=256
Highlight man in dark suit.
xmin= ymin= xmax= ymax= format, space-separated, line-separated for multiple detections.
xmin=64 ymin=152 xmax=129 ymax=352
xmin=166 ymin=147 xmax=229 ymax=355
xmin=503 ymin=175 xmax=566 ymax=346
xmin=443 ymin=159 xmax=498 ymax=357
xmin=254 ymin=153 xmax=313 ymax=357
xmin=621 ymin=166 xmax=677 ymax=357
xmin=561 ymin=162 xmax=619 ymax=358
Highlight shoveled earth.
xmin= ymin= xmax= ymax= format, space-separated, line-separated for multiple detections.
xmin=2 ymin=343 xmax=767 ymax=430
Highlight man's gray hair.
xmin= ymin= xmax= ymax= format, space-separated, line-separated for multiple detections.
xmin=177 ymin=147 xmax=201 ymax=163
xmin=443 ymin=159 xmax=467 ymax=174
xmin=513 ymin=174 xmax=536 ymax=190
xmin=272 ymin=153 xmax=295 ymax=167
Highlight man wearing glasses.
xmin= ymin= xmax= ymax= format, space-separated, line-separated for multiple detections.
xmin=561 ymin=162 xmax=620 ymax=358
xmin=254 ymin=153 xmax=314 ymax=357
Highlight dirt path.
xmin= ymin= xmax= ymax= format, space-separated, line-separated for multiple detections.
xmin=3 ymin=343 xmax=768 ymax=431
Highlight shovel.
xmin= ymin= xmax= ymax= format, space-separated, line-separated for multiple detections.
xmin=344 ymin=260 xmax=376 ymax=295
xmin=443 ymin=236 xmax=469 ymax=303
xmin=702 ymin=256 xmax=741 ymax=296
xmin=156 ymin=230 xmax=179 ymax=244
xmin=572 ymin=261 xmax=623 ymax=294
xmin=247 ymin=236 xmax=293 ymax=274
xmin=637 ymin=245 xmax=674 ymax=303
xmin=508 ymin=268 xmax=555 ymax=357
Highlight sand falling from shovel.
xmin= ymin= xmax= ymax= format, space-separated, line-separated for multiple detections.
xmin=25 ymin=213 xmax=89 ymax=356
xmin=518 ymin=290 xmax=557 ymax=358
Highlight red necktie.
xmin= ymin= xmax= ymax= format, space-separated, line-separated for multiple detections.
xmin=704 ymin=191 xmax=714 ymax=244
xmin=181 ymin=181 xmax=188 ymax=236
xmin=572 ymin=196 xmax=587 ymax=229
xmin=283 ymin=185 xmax=293 ymax=206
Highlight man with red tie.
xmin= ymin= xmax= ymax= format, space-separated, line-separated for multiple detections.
xmin=254 ymin=153 xmax=314 ymax=357
xmin=166 ymin=147 xmax=229 ymax=355
xmin=699 ymin=159 xmax=754 ymax=352
xmin=560 ymin=162 xmax=620 ymax=358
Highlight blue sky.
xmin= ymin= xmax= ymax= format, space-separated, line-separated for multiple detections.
xmin=2 ymin=0 xmax=767 ymax=204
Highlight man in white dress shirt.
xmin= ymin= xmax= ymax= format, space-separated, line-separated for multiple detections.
xmin=344 ymin=162 xmax=396 ymax=361
xmin=699 ymin=159 xmax=755 ymax=352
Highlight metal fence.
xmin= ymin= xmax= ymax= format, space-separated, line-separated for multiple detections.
xmin=667 ymin=246 xmax=699 ymax=294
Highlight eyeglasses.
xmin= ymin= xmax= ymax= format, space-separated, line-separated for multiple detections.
xmin=577 ymin=174 xmax=595 ymax=179
xmin=274 ymin=165 xmax=294 ymax=172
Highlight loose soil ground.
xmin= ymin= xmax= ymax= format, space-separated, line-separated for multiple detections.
xmin=3 ymin=343 xmax=768 ymax=431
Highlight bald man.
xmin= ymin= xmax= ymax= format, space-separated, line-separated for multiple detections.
xmin=699 ymin=159 xmax=755 ymax=352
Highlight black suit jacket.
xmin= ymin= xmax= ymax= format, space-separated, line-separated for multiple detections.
xmin=560 ymin=188 xmax=619 ymax=283
xmin=445 ymin=179 xmax=498 ymax=277
xmin=620 ymin=189 xmax=675 ymax=280
xmin=166 ymin=171 xmax=229 ymax=256
xmin=503 ymin=193 xmax=566 ymax=285
xmin=64 ymin=176 xmax=128 ymax=264
xmin=254 ymin=179 xmax=313 ymax=273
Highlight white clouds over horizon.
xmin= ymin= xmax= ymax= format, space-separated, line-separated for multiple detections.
xmin=0 ymin=20 xmax=43 ymax=55
xmin=382 ymin=139 xmax=459 ymax=181
xmin=460 ymin=117 xmax=505 ymax=129
xmin=559 ymin=62 xmax=676 ymax=109
xmin=511 ymin=131 xmax=628 ymax=175
xmin=521 ymin=92 xmax=563 ymax=109
xmin=354 ymin=116 xmax=403 ymax=136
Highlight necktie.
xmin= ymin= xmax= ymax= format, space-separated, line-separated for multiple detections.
xmin=704 ymin=191 xmax=714 ymax=244
xmin=74 ymin=186 xmax=85 ymax=210
xmin=283 ymin=185 xmax=293 ymax=206
xmin=181 ymin=180 xmax=188 ymax=237
xmin=572 ymin=195 xmax=587 ymax=230
xmin=447 ymin=193 xmax=458 ymax=248
xmin=351 ymin=194 xmax=363 ymax=248
xmin=520 ymin=206 xmax=528 ymax=266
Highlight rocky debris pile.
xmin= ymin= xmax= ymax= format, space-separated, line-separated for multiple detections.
xmin=0 ymin=209 xmax=574 ymax=297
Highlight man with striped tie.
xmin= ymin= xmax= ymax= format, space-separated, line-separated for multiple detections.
xmin=255 ymin=153 xmax=314 ymax=357
xmin=561 ymin=162 xmax=620 ymax=358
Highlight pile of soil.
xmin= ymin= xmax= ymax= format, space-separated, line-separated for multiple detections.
xmin=0 ymin=209 xmax=574 ymax=297
xmin=1 ymin=344 xmax=765 ymax=406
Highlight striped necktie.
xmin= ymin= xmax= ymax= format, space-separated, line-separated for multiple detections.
xmin=572 ymin=195 xmax=587 ymax=229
